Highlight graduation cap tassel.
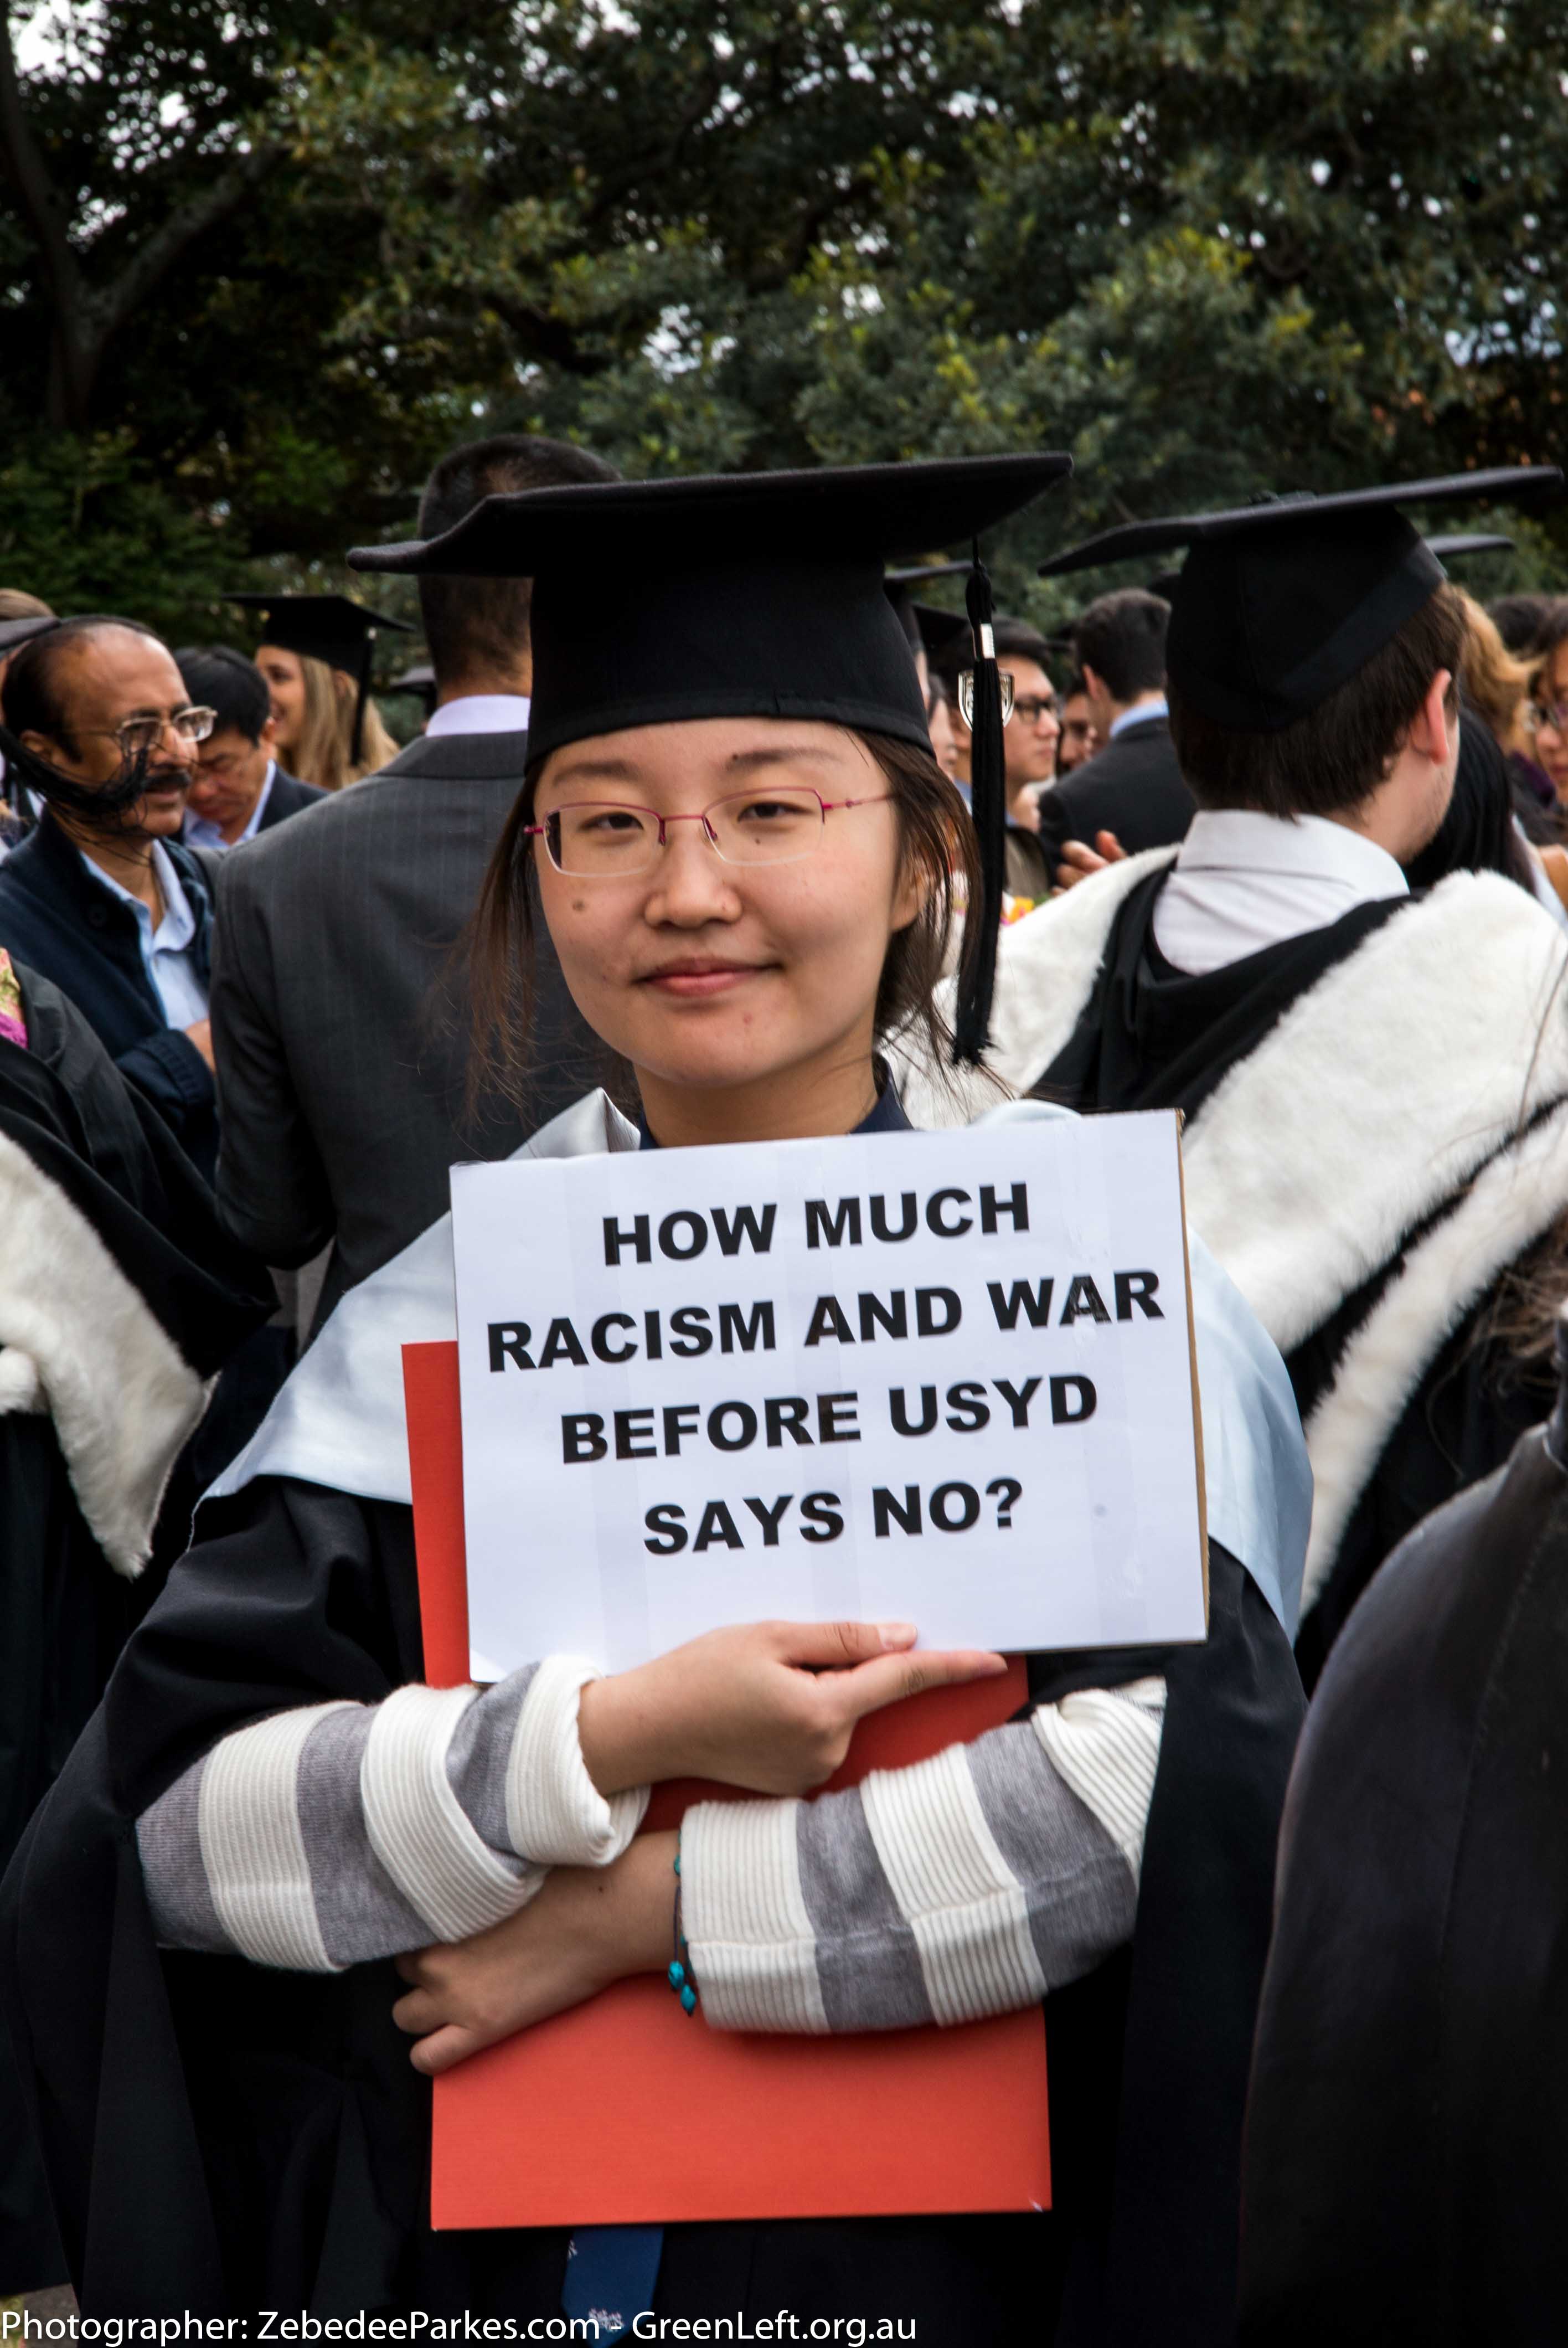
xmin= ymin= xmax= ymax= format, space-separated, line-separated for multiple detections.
xmin=953 ymin=541 xmax=1006 ymax=1065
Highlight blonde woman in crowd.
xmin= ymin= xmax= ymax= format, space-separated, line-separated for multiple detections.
xmin=233 ymin=591 xmax=410 ymax=789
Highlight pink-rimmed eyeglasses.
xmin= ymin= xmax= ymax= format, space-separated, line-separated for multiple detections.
xmin=524 ymin=785 xmax=890 ymax=878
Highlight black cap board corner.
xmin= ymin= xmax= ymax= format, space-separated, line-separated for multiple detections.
xmin=349 ymin=454 xmax=1073 ymax=1063
xmin=226 ymin=592 xmax=414 ymax=763
xmin=1040 ymin=468 xmax=1561 ymax=733
xmin=884 ymin=559 xmax=972 ymax=660
xmin=0 ymin=613 xmax=59 ymax=659
xmin=1423 ymin=532 xmax=1516 ymax=560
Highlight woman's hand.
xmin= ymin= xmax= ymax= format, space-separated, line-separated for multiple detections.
xmin=392 ymin=1831 xmax=677 ymax=2074
xmin=577 ymin=1619 xmax=1006 ymax=1798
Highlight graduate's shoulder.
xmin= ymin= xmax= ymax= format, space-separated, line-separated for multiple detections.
xmin=192 ymin=1468 xmax=416 ymax=1559
xmin=1293 ymin=1424 xmax=1564 ymax=1822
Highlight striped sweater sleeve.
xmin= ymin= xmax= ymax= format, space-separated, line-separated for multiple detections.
xmin=136 ymin=1655 xmax=649 ymax=1971
xmin=680 ymin=1677 xmax=1165 ymax=2033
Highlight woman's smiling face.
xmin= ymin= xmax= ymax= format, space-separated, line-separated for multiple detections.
xmin=532 ymin=716 xmax=922 ymax=1141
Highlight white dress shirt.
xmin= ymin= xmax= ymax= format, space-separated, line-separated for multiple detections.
xmin=1152 ymin=809 xmax=1409 ymax=977
xmin=184 ymin=760 xmax=275 ymax=852
xmin=423 ymin=693 xmax=532 ymax=739
xmin=80 ymin=840 xmax=210 ymax=1027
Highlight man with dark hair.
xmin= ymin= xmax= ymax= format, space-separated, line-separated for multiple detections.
xmin=209 ymin=435 xmax=612 ymax=1330
xmin=0 ymin=617 xmax=223 ymax=1172
xmin=1488 ymin=589 xmax=1557 ymax=655
xmin=911 ymin=468 xmax=1568 ymax=1679
xmin=177 ymin=645 xmax=324 ymax=848
xmin=1034 ymin=587 xmax=1194 ymax=875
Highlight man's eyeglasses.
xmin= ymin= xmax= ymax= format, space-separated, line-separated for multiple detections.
xmin=80 ymin=707 xmax=216 ymax=757
xmin=1010 ymin=694 xmax=1058 ymax=727
xmin=525 ymin=786 xmax=889 ymax=879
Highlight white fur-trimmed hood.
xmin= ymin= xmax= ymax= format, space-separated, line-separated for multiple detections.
xmin=0 ymin=1127 xmax=206 ymax=1574
xmin=905 ymin=861 xmax=1568 ymax=1608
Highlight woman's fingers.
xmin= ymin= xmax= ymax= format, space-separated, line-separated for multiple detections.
xmin=829 ymin=1645 xmax=1008 ymax=1724
xmin=773 ymin=1619 xmax=918 ymax=1668
xmin=391 ymin=1984 xmax=441 ymax=2035
xmin=409 ymin=2023 xmax=485 ymax=2076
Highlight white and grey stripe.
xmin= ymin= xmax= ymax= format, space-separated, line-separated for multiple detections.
xmin=682 ymin=1677 xmax=1165 ymax=2035
xmin=138 ymin=1656 xmax=649 ymax=1971
xmin=679 ymin=1797 xmax=829 ymax=2034
xmin=361 ymin=1683 xmax=540 ymax=1944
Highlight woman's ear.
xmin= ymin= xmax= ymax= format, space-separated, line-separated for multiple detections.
xmin=890 ymin=843 xmax=933 ymax=935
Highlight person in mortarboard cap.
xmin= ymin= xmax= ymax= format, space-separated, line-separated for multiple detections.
xmin=905 ymin=466 xmax=1568 ymax=1684
xmin=3 ymin=455 xmax=1311 ymax=2348
xmin=228 ymin=593 xmax=410 ymax=789
xmin=885 ymin=561 xmax=967 ymax=786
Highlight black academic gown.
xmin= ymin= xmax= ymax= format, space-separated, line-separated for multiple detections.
xmin=1239 ymin=1412 xmax=1568 ymax=2343
xmin=1035 ymin=866 xmax=1554 ymax=1685
xmin=0 ymin=967 xmax=271 ymax=2288
xmin=2 ymin=1471 xmax=1299 ymax=2342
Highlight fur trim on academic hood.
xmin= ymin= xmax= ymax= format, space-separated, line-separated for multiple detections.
xmin=904 ymin=863 xmax=1568 ymax=1610
xmin=0 ymin=1126 xmax=207 ymax=1574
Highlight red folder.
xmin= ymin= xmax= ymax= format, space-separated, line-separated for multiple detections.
xmin=404 ymin=1340 xmax=1051 ymax=2229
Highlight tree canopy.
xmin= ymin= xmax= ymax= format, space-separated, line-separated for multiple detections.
xmin=2 ymin=0 xmax=1563 ymax=642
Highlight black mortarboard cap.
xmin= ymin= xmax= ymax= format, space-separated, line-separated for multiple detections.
xmin=885 ymin=558 xmax=971 ymax=589
xmin=1040 ymin=469 xmax=1560 ymax=733
xmin=389 ymin=660 xmax=439 ymax=718
xmin=349 ymin=455 xmax=1072 ymax=1060
xmin=884 ymin=560 xmax=971 ymax=659
xmin=0 ymin=614 xmax=59 ymax=658
xmin=1423 ymin=532 xmax=1515 ymax=560
xmin=227 ymin=592 xmax=413 ymax=761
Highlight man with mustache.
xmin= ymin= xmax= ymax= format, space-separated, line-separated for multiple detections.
xmin=0 ymin=616 xmax=221 ymax=1174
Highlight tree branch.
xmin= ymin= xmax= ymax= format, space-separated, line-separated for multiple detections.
xmin=0 ymin=6 xmax=85 ymax=329
xmin=94 ymin=138 xmax=282 ymax=342
xmin=1 ymin=14 xmax=282 ymax=424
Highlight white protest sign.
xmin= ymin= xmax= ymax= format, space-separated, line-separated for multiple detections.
xmin=450 ymin=1111 xmax=1206 ymax=1675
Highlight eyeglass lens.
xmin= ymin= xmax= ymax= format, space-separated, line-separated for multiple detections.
xmin=118 ymin=708 xmax=215 ymax=752
xmin=546 ymin=787 xmax=828 ymax=877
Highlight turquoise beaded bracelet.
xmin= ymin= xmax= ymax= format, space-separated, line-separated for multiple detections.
xmin=667 ymin=1844 xmax=698 ymax=2016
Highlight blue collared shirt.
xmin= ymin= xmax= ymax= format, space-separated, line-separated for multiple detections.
xmin=1108 ymin=695 xmax=1169 ymax=742
xmin=184 ymin=760 xmax=275 ymax=852
xmin=79 ymin=841 xmax=210 ymax=1028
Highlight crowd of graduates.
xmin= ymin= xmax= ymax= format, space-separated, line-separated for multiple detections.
xmin=2 ymin=428 xmax=1568 ymax=2346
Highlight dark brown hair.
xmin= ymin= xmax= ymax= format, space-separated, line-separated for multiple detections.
xmin=416 ymin=435 xmax=620 ymax=689
xmin=1072 ymin=588 xmax=1169 ymax=704
xmin=468 ymin=729 xmax=982 ymax=1116
xmin=1168 ymin=581 xmax=1467 ymax=819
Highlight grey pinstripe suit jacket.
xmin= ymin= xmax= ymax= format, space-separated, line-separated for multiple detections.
xmin=209 ymin=729 xmax=601 ymax=1330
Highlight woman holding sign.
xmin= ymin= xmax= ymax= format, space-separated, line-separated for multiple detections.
xmin=3 ymin=460 xmax=1309 ymax=2345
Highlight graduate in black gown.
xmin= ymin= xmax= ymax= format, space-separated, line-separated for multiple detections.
xmin=905 ymin=468 xmax=1568 ymax=1682
xmin=0 ymin=954 xmax=269 ymax=2288
xmin=1240 ymin=1304 xmax=1568 ymax=2345
xmin=4 ymin=458 xmax=1308 ymax=2344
